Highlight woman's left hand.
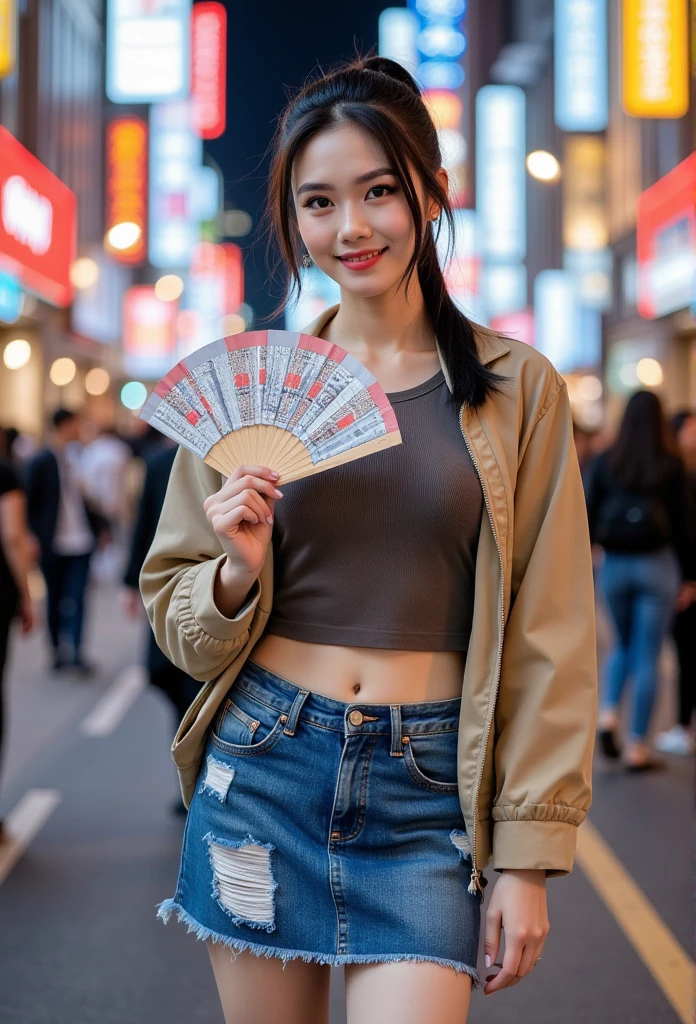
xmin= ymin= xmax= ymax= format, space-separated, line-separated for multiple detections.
xmin=482 ymin=868 xmax=549 ymax=995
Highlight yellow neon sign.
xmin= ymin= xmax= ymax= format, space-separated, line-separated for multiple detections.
xmin=0 ymin=0 xmax=17 ymax=80
xmin=623 ymin=0 xmax=689 ymax=118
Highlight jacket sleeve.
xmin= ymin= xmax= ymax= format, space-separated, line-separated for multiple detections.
xmin=139 ymin=446 xmax=263 ymax=682
xmin=491 ymin=380 xmax=598 ymax=877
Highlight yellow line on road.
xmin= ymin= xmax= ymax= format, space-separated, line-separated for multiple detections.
xmin=576 ymin=819 xmax=694 ymax=1024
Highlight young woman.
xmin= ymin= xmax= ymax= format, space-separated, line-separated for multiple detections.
xmin=141 ymin=55 xmax=597 ymax=1024
xmin=585 ymin=390 xmax=691 ymax=771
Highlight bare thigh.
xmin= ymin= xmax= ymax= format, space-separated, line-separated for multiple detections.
xmin=345 ymin=961 xmax=473 ymax=1024
xmin=206 ymin=942 xmax=331 ymax=1024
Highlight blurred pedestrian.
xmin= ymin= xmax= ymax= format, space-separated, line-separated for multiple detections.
xmin=585 ymin=390 xmax=691 ymax=770
xmin=0 ymin=428 xmax=34 ymax=841
xmin=122 ymin=441 xmax=200 ymax=815
xmin=24 ymin=410 xmax=108 ymax=675
xmin=572 ymin=421 xmax=599 ymax=477
xmin=80 ymin=426 xmax=133 ymax=582
xmin=655 ymin=410 xmax=696 ymax=756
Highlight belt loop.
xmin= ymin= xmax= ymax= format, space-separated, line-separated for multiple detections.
xmin=390 ymin=705 xmax=403 ymax=757
xmin=283 ymin=688 xmax=310 ymax=736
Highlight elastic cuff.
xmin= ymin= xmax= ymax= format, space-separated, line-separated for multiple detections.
xmin=190 ymin=556 xmax=261 ymax=642
xmin=491 ymin=819 xmax=577 ymax=876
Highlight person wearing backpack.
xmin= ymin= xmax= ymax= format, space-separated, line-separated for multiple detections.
xmin=584 ymin=390 xmax=692 ymax=771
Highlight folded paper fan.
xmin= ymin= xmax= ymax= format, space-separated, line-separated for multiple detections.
xmin=139 ymin=329 xmax=403 ymax=485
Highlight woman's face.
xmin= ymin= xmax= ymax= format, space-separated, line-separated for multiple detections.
xmin=291 ymin=123 xmax=445 ymax=299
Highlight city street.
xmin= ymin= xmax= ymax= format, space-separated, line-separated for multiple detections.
xmin=0 ymin=580 xmax=691 ymax=1024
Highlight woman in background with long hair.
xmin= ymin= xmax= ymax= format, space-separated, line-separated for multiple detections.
xmin=586 ymin=390 xmax=691 ymax=771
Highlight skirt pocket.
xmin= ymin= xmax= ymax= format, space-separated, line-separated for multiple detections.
xmin=212 ymin=688 xmax=286 ymax=757
xmin=402 ymin=729 xmax=459 ymax=793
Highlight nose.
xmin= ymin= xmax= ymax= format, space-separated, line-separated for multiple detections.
xmin=337 ymin=201 xmax=373 ymax=245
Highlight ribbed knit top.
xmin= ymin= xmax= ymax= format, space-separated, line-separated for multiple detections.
xmin=264 ymin=367 xmax=484 ymax=651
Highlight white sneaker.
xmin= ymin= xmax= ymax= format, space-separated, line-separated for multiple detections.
xmin=654 ymin=726 xmax=695 ymax=756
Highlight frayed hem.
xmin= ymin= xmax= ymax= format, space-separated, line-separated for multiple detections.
xmin=155 ymin=899 xmax=480 ymax=988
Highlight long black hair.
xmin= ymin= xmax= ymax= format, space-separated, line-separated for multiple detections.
xmin=260 ymin=53 xmax=505 ymax=410
xmin=607 ymin=389 xmax=677 ymax=490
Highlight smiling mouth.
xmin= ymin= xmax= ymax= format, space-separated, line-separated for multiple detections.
xmin=337 ymin=247 xmax=388 ymax=263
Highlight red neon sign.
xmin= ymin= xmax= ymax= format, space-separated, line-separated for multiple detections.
xmin=0 ymin=126 xmax=76 ymax=307
xmin=106 ymin=117 xmax=148 ymax=265
xmin=222 ymin=243 xmax=244 ymax=313
xmin=637 ymin=151 xmax=696 ymax=319
xmin=191 ymin=2 xmax=227 ymax=140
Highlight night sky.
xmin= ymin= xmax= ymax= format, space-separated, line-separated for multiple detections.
xmin=205 ymin=0 xmax=387 ymax=329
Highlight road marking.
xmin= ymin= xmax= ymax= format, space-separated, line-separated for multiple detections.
xmin=577 ymin=819 xmax=694 ymax=1024
xmin=0 ymin=789 xmax=62 ymax=886
xmin=81 ymin=665 xmax=147 ymax=737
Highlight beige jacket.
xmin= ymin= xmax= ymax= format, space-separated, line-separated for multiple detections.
xmin=140 ymin=303 xmax=598 ymax=896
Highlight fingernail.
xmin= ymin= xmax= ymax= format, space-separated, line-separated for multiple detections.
xmin=274 ymin=489 xmax=283 ymax=498
xmin=485 ymin=955 xmax=491 ymax=968
xmin=270 ymin=471 xmax=279 ymax=478
xmin=266 ymin=516 xmax=273 ymax=525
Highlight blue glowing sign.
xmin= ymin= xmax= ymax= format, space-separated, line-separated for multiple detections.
xmin=555 ymin=0 xmax=608 ymax=132
xmin=148 ymin=100 xmax=202 ymax=269
xmin=476 ymin=86 xmax=526 ymax=261
xmin=0 ymin=271 xmax=22 ymax=323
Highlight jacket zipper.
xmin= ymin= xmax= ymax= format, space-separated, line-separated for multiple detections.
xmin=459 ymin=404 xmax=506 ymax=897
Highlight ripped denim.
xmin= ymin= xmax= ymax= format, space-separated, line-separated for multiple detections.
xmin=157 ymin=658 xmax=482 ymax=985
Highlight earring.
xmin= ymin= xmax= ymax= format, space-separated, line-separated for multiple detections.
xmin=301 ymin=252 xmax=314 ymax=268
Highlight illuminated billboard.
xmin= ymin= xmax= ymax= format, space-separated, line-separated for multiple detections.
xmin=637 ymin=152 xmax=696 ymax=319
xmin=105 ymin=118 xmax=148 ymax=265
xmin=0 ymin=126 xmax=76 ymax=307
xmin=622 ymin=0 xmax=689 ymax=118
xmin=475 ymin=86 xmax=526 ymax=261
xmin=0 ymin=0 xmax=17 ymax=80
xmin=106 ymin=0 xmax=191 ymax=104
xmin=123 ymin=285 xmax=177 ymax=377
xmin=191 ymin=2 xmax=227 ymax=139
xmin=378 ymin=8 xmax=418 ymax=73
xmin=555 ymin=0 xmax=608 ymax=131
xmin=148 ymin=100 xmax=202 ymax=268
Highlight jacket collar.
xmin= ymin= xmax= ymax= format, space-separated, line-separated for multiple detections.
xmin=301 ymin=302 xmax=509 ymax=395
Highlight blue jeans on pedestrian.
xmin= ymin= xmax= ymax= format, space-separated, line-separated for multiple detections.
xmin=42 ymin=552 xmax=92 ymax=661
xmin=599 ymin=548 xmax=680 ymax=742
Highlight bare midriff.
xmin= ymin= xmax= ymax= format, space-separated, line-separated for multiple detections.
xmin=250 ymin=633 xmax=466 ymax=705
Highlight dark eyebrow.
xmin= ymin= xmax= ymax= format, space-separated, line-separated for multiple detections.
xmin=296 ymin=166 xmax=397 ymax=196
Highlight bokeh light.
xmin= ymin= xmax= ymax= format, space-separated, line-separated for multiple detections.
xmin=154 ymin=274 xmax=184 ymax=302
xmin=85 ymin=368 xmax=111 ymax=396
xmin=3 ymin=339 xmax=32 ymax=370
xmin=221 ymin=313 xmax=245 ymax=336
xmin=636 ymin=358 xmax=663 ymax=387
xmin=70 ymin=258 xmax=100 ymax=289
xmin=526 ymin=150 xmax=561 ymax=183
xmin=50 ymin=357 xmax=76 ymax=386
xmin=120 ymin=381 xmax=147 ymax=410
xmin=106 ymin=222 xmax=141 ymax=251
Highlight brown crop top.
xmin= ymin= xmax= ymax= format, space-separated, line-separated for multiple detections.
xmin=264 ymin=367 xmax=484 ymax=651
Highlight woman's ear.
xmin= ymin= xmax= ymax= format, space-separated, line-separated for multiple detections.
xmin=430 ymin=166 xmax=449 ymax=216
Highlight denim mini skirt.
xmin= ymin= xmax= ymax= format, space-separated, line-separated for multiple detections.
xmin=157 ymin=658 xmax=482 ymax=984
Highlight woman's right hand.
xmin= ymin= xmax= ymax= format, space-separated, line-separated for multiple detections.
xmin=203 ymin=464 xmax=284 ymax=578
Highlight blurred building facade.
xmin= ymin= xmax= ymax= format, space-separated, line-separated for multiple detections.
xmin=378 ymin=0 xmax=695 ymax=431
xmin=474 ymin=0 xmax=693 ymax=426
xmin=0 ymin=0 xmax=128 ymax=437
